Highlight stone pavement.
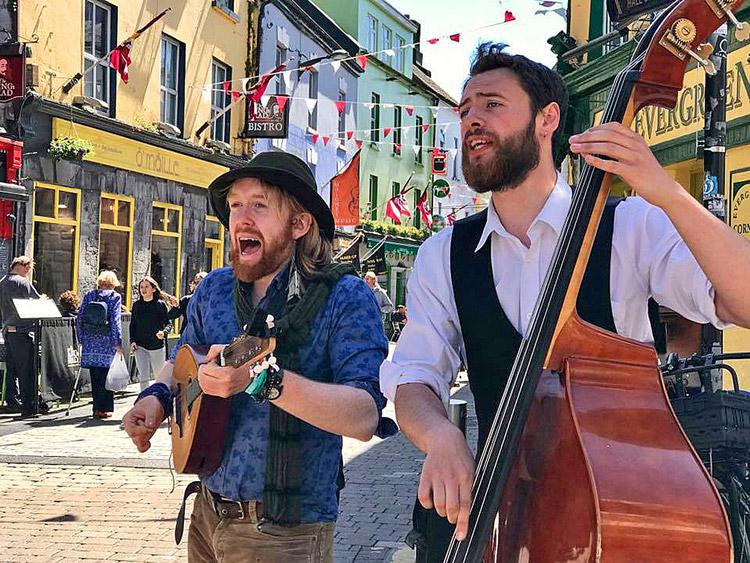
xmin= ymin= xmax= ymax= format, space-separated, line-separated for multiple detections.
xmin=0 ymin=351 xmax=476 ymax=563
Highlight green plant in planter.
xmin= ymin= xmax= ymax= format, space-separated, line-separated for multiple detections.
xmin=48 ymin=136 xmax=95 ymax=161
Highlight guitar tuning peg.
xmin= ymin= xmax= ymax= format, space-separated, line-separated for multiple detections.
xmin=265 ymin=315 xmax=275 ymax=329
xmin=253 ymin=364 xmax=264 ymax=375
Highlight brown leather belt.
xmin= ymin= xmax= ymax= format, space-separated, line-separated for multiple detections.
xmin=174 ymin=481 xmax=264 ymax=545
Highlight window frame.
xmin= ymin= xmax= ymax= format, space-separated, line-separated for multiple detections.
xmin=369 ymin=175 xmax=379 ymax=220
xmin=160 ymin=34 xmax=185 ymax=131
xmin=31 ymin=183 xmax=82 ymax=295
xmin=308 ymin=69 xmax=319 ymax=130
xmin=211 ymin=59 xmax=232 ymax=144
xmin=275 ymin=45 xmax=288 ymax=95
xmin=394 ymin=35 xmax=405 ymax=73
xmin=370 ymin=92 xmax=380 ymax=142
xmin=150 ymin=201 xmax=183 ymax=302
xmin=99 ymin=192 xmax=135 ymax=309
xmin=415 ymin=115 xmax=424 ymax=164
xmin=393 ymin=106 xmax=402 ymax=155
xmin=367 ymin=15 xmax=379 ymax=53
xmin=205 ymin=216 xmax=225 ymax=271
xmin=381 ymin=25 xmax=393 ymax=64
xmin=337 ymin=89 xmax=347 ymax=140
xmin=83 ymin=0 xmax=116 ymax=115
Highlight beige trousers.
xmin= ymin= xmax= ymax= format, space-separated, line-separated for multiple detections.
xmin=188 ymin=490 xmax=335 ymax=563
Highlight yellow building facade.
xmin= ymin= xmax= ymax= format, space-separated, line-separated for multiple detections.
xmin=14 ymin=1 xmax=255 ymax=309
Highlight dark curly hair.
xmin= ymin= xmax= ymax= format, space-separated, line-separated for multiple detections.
xmin=58 ymin=290 xmax=80 ymax=317
xmin=466 ymin=42 xmax=569 ymax=167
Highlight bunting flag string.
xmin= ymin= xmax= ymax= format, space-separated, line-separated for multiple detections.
xmin=196 ymin=17 xmax=517 ymax=91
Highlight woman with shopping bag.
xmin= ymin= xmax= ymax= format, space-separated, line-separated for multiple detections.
xmin=76 ymin=271 xmax=123 ymax=419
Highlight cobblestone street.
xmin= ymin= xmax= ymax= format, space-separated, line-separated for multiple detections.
xmin=0 ymin=348 xmax=474 ymax=563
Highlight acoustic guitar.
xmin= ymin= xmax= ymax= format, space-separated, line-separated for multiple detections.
xmin=170 ymin=334 xmax=276 ymax=474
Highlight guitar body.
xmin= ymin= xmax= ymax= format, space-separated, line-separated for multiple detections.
xmin=171 ymin=345 xmax=231 ymax=475
xmin=491 ymin=316 xmax=732 ymax=562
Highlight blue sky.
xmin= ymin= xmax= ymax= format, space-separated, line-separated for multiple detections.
xmin=387 ymin=0 xmax=567 ymax=100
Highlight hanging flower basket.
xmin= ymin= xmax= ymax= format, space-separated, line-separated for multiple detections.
xmin=48 ymin=136 xmax=95 ymax=161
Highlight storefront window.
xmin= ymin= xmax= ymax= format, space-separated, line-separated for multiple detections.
xmin=151 ymin=203 xmax=182 ymax=302
xmin=99 ymin=194 xmax=134 ymax=308
xmin=204 ymin=216 xmax=224 ymax=271
xmin=32 ymin=184 xmax=81 ymax=300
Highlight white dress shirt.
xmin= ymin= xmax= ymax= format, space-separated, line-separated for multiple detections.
xmin=380 ymin=176 xmax=728 ymax=410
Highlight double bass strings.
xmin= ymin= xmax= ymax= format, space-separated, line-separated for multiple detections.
xmin=445 ymin=49 xmax=647 ymax=561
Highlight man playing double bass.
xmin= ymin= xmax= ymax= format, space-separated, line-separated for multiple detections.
xmin=380 ymin=42 xmax=750 ymax=560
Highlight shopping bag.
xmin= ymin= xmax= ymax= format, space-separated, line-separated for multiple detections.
xmin=105 ymin=353 xmax=130 ymax=392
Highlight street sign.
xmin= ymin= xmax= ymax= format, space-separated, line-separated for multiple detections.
xmin=432 ymin=151 xmax=447 ymax=175
xmin=243 ymin=95 xmax=289 ymax=138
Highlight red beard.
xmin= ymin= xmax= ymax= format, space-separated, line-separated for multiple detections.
xmin=230 ymin=222 xmax=295 ymax=283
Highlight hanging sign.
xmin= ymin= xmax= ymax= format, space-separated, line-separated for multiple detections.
xmin=606 ymin=0 xmax=671 ymax=24
xmin=0 ymin=44 xmax=25 ymax=102
xmin=243 ymin=95 xmax=289 ymax=138
xmin=432 ymin=151 xmax=447 ymax=175
xmin=433 ymin=179 xmax=450 ymax=198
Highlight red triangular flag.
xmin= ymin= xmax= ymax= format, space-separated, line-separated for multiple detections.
xmin=347 ymin=130 xmax=354 ymax=140
xmin=405 ymin=105 xmax=414 ymax=116
xmin=432 ymin=147 xmax=440 ymax=157
xmin=452 ymin=107 xmax=460 ymax=115
xmin=357 ymin=55 xmax=368 ymax=70
xmin=276 ymin=95 xmax=289 ymax=112
xmin=231 ymin=90 xmax=242 ymax=102
xmin=422 ymin=124 xmax=430 ymax=133
xmin=312 ymin=133 xmax=319 ymax=144
xmin=304 ymin=65 xmax=314 ymax=73
xmin=355 ymin=139 xmax=363 ymax=149
xmin=109 ymin=42 xmax=132 ymax=84
xmin=450 ymin=33 xmax=461 ymax=42
xmin=323 ymin=136 xmax=330 ymax=146
xmin=505 ymin=10 xmax=516 ymax=22
xmin=383 ymin=127 xmax=392 ymax=138
xmin=222 ymin=81 xmax=230 ymax=94
xmin=394 ymin=143 xmax=401 ymax=154
xmin=335 ymin=100 xmax=347 ymax=114
xmin=427 ymin=38 xmax=439 ymax=45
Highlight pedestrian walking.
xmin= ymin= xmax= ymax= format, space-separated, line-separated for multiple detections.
xmin=77 ymin=270 xmax=123 ymax=419
xmin=0 ymin=256 xmax=41 ymax=416
xmin=130 ymin=276 xmax=172 ymax=391
xmin=363 ymin=271 xmax=393 ymax=321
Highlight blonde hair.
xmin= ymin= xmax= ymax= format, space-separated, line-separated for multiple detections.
xmin=96 ymin=270 xmax=120 ymax=289
xmin=259 ymin=182 xmax=333 ymax=278
xmin=10 ymin=256 xmax=32 ymax=269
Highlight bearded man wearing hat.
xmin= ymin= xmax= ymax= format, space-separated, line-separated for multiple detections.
xmin=123 ymin=151 xmax=391 ymax=563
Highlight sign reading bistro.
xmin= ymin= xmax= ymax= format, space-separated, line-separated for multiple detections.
xmin=52 ymin=119 xmax=228 ymax=188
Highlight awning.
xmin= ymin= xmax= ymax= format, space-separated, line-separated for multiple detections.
xmin=0 ymin=182 xmax=29 ymax=201
xmin=366 ymin=238 xmax=420 ymax=256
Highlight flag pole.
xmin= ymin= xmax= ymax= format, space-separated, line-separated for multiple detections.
xmin=61 ymin=8 xmax=171 ymax=94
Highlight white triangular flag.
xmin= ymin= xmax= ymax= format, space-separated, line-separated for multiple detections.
xmin=412 ymin=144 xmax=421 ymax=156
xmin=448 ymin=148 xmax=458 ymax=157
xmin=260 ymin=95 xmax=271 ymax=108
xmin=364 ymin=102 xmax=375 ymax=110
xmin=384 ymin=49 xmax=395 ymax=57
xmin=431 ymin=107 xmax=438 ymax=119
xmin=282 ymin=71 xmax=292 ymax=91
xmin=402 ymin=126 xmax=411 ymax=139
xmin=382 ymin=103 xmax=395 ymax=109
xmin=201 ymin=87 xmax=211 ymax=102
xmin=331 ymin=60 xmax=341 ymax=73
xmin=441 ymin=124 xmax=450 ymax=135
xmin=305 ymin=98 xmax=318 ymax=113
xmin=241 ymin=78 xmax=252 ymax=94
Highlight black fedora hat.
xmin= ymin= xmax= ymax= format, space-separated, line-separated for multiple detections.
xmin=208 ymin=151 xmax=335 ymax=241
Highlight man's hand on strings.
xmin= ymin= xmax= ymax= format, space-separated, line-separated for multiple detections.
xmin=418 ymin=424 xmax=475 ymax=541
xmin=198 ymin=344 xmax=253 ymax=398
xmin=569 ymin=122 xmax=682 ymax=210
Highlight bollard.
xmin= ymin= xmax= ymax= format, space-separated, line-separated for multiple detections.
xmin=448 ymin=398 xmax=467 ymax=436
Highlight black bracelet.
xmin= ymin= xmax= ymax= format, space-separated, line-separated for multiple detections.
xmin=263 ymin=367 xmax=285 ymax=401
xmin=136 ymin=382 xmax=173 ymax=418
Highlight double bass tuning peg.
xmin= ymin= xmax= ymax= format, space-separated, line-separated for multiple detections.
xmin=660 ymin=20 xmax=717 ymax=76
xmin=709 ymin=0 xmax=750 ymax=41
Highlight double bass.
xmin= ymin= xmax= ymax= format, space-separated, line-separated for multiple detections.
xmin=445 ymin=1 xmax=743 ymax=561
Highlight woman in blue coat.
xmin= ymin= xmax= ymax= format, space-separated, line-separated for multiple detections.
xmin=76 ymin=271 xmax=123 ymax=419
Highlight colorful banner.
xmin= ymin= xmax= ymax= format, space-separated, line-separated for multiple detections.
xmin=330 ymin=150 xmax=361 ymax=227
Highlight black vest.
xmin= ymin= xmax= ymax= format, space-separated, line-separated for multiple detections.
xmin=450 ymin=198 xmax=622 ymax=450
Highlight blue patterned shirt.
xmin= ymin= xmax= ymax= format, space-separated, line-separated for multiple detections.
xmin=172 ymin=267 xmax=388 ymax=522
